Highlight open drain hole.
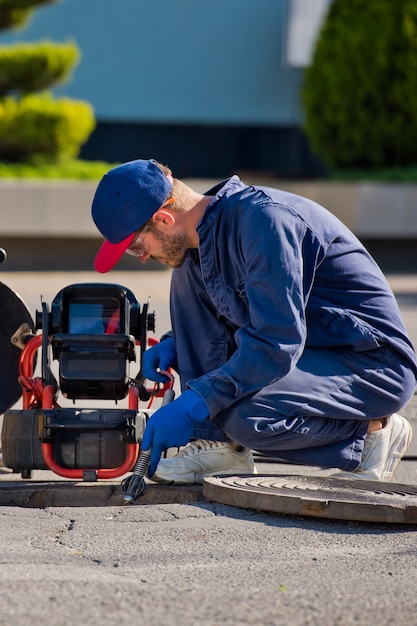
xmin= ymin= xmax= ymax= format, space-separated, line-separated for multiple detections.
xmin=0 ymin=481 xmax=205 ymax=508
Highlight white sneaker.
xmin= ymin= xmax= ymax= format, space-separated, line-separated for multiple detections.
xmin=333 ymin=413 xmax=412 ymax=482
xmin=161 ymin=447 xmax=183 ymax=459
xmin=151 ymin=439 xmax=257 ymax=484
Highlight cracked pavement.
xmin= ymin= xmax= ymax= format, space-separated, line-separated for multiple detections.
xmin=0 ymin=271 xmax=416 ymax=625
xmin=0 ymin=502 xmax=417 ymax=625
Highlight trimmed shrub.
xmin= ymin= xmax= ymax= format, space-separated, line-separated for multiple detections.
xmin=0 ymin=41 xmax=79 ymax=94
xmin=0 ymin=93 xmax=96 ymax=161
xmin=0 ymin=0 xmax=57 ymax=31
xmin=302 ymin=0 xmax=417 ymax=169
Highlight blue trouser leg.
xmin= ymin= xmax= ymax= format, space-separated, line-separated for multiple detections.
xmin=215 ymin=345 xmax=416 ymax=470
xmin=170 ymin=252 xmax=416 ymax=470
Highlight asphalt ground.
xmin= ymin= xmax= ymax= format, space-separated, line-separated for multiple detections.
xmin=0 ymin=270 xmax=417 ymax=626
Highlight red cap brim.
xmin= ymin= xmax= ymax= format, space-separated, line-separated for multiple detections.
xmin=94 ymin=232 xmax=136 ymax=273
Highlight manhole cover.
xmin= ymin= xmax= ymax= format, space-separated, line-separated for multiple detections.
xmin=203 ymin=474 xmax=417 ymax=524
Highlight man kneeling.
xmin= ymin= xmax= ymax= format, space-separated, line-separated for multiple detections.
xmin=91 ymin=159 xmax=417 ymax=484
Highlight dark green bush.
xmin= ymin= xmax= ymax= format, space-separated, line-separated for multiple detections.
xmin=0 ymin=93 xmax=96 ymax=161
xmin=0 ymin=41 xmax=79 ymax=94
xmin=0 ymin=159 xmax=120 ymax=179
xmin=0 ymin=0 xmax=57 ymax=32
xmin=302 ymin=0 xmax=417 ymax=169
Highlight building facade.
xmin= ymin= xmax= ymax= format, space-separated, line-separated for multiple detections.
xmin=0 ymin=0 xmax=331 ymax=177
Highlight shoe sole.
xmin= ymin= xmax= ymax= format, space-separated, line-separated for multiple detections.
xmin=196 ymin=466 xmax=258 ymax=484
xmin=150 ymin=475 xmax=194 ymax=485
xmin=151 ymin=466 xmax=257 ymax=486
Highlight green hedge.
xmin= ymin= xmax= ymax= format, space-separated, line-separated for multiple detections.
xmin=0 ymin=41 xmax=79 ymax=94
xmin=0 ymin=93 xmax=96 ymax=161
xmin=302 ymin=0 xmax=417 ymax=169
xmin=0 ymin=159 xmax=120 ymax=180
xmin=0 ymin=0 xmax=57 ymax=31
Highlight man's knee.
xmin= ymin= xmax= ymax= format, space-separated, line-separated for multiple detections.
xmin=216 ymin=405 xmax=261 ymax=449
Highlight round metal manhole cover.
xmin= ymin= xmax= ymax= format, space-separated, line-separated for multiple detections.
xmin=203 ymin=474 xmax=417 ymax=524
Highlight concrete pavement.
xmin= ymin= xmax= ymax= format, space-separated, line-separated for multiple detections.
xmin=0 ymin=270 xmax=417 ymax=625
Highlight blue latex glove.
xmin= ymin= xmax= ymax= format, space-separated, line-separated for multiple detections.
xmin=142 ymin=389 xmax=210 ymax=476
xmin=142 ymin=336 xmax=177 ymax=384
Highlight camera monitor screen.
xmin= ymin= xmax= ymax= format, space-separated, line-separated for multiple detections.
xmin=68 ymin=298 xmax=121 ymax=334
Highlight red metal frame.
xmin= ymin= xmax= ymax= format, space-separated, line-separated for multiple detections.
xmin=16 ymin=333 xmax=170 ymax=480
xmin=18 ymin=334 xmax=43 ymax=410
xmin=41 ymin=384 xmax=139 ymax=480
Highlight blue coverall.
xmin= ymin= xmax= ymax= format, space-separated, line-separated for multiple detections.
xmin=168 ymin=177 xmax=417 ymax=471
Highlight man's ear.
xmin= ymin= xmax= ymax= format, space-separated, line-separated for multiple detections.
xmin=152 ymin=209 xmax=176 ymax=226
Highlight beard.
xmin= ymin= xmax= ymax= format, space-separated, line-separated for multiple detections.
xmin=149 ymin=228 xmax=189 ymax=267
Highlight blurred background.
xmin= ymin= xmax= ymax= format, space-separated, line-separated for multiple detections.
xmin=0 ymin=0 xmax=332 ymax=178
xmin=0 ymin=0 xmax=416 ymax=273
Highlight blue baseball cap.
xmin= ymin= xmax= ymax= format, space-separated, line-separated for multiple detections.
xmin=92 ymin=159 xmax=172 ymax=272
